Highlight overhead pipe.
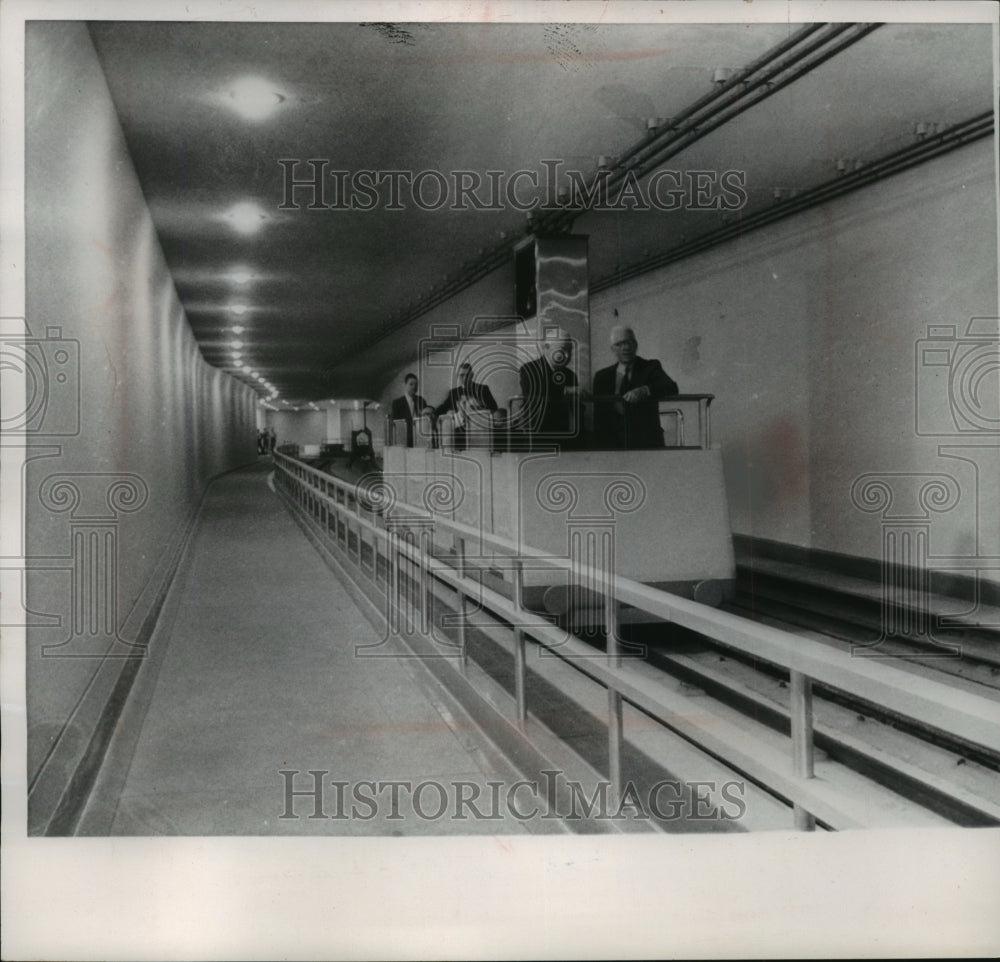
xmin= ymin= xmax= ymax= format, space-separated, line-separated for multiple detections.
xmin=607 ymin=24 xmax=832 ymax=177
xmin=352 ymin=22 xmax=883 ymax=357
xmin=534 ymin=23 xmax=881 ymax=234
xmin=590 ymin=109 xmax=995 ymax=294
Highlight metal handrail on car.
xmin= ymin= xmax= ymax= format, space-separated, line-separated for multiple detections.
xmin=272 ymin=450 xmax=1000 ymax=830
xmin=507 ymin=393 xmax=715 ymax=449
xmin=386 ymin=395 xmax=715 ymax=450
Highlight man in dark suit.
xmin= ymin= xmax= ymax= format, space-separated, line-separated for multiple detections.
xmin=390 ymin=372 xmax=433 ymax=447
xmin=434 ymin=362 xmax=498 ymax=449
xmin=592 ymin=325 xmax=678 ymax=449
xmin=518 ymin=328 xmax=580 ymax=442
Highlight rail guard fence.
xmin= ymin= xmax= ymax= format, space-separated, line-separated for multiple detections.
xmin=273 ymin=451 xmax=1000 ymax=831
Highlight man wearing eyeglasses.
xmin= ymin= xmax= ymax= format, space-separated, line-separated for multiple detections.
xmin=592 ymin=325 xmax=678 ymax=449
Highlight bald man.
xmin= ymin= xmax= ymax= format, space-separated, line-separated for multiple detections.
xmin=518 ymin=328 xmax=581 ymax=440
xmin=592 ymin=325 xmax=678 ymax=449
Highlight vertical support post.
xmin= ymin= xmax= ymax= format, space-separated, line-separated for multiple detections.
xmin=513 ymin=628 xmax=527 ymax=725
xmin=403 ymin=517 xmax=435 ymax=634
xmin=603 ymin=570 xmax=620 ymax=669
xmin=422 ymin=525 xmax=434 ymax=634
xmin=455 ymin=535 xmax=468 ymax=670
xmin=512 ymin=559 xmax=527 ymax=725
xmin=352 ymin=489 xmax=362 ymax=566
xmin=401 ymin=529 xmax=416 ymax=634
xmin=790 ymin=669 xmax=816 ymax=831
xmin=607 ymin=688 xmax=624 ymax=811
xmin=386 ymin=519 xmax=403 ymax=638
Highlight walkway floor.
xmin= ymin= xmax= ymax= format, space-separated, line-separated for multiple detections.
xmin=85 ymin=461 xmax=543 ymax=835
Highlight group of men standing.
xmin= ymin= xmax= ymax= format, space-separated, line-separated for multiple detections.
xmin=256 ymin=428 xmax=276 ymax=454
xmin=391 ymin=324 xmax=678 ymax=451
xmin=390 ymin=361 xmax=498 ymax=448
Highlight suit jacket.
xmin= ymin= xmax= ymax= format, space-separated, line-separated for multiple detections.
xmin=518 ymin=355 xmax=578 ymax=437
xmin=592 ymin=355 xmax=678 ymax=449
xmin=391 ymin=393 xmax=429 ymax=447
xmin=434 ymin=381 xmax=498 ymax=423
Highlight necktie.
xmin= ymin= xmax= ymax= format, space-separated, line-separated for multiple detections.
xmin=620 ymin=365 xmax=631 ymax=394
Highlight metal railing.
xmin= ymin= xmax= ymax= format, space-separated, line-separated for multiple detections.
xmin=508 ymin=394 xmax=714 ymax=450
xmin=386 ymin=395 xmax=715 ymax=452
xmin=273 ymin=451 xmax=1000 ymax=830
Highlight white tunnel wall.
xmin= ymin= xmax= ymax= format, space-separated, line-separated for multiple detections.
xmin=589 ymin=137 xmax=998 ymax=574
xmin=23 ymin=22 xmax=258 ymax=813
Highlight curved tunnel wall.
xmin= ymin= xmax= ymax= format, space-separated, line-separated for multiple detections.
xmin=23 ymin=22 xmax=258 ymax=831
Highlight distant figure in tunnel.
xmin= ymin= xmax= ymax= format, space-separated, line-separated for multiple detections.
xmin=434 ymin=361 xmax=497 ymax=449
xmin=390 ymin=372 xmax=433 ymax=447
xmin=592 ymin=325 xmax=678 ymax=449
xmin=518 ymin=327 xmax=582 ymax=441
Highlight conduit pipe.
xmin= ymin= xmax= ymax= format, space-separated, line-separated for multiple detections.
xmin=356 ymin=23 xmax=887 ymax=355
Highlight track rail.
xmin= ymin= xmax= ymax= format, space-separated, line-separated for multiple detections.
xmin=638 ymin=623 xmax=1000 ymax=826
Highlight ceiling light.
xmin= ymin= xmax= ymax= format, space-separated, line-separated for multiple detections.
xmin=231 ymin=341 xmax=244 ymax=350
xmin=231 ymin=327 xmax=245 ymax=337
xmin=222 ymin=201 xmax=267 ymax=235
xmin=226 ymin=76 xmax=287 ymax=122
xmin=229 ymin=268 xmax=253 ymax=284
xmin=233 ymin=360 xmax=244 ymax=368
xmin=229 ymin=304 xmax=248 ymax=316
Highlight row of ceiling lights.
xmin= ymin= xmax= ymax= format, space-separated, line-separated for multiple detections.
xmin=219 ymin=275 xmax=278 ymax=401
xmin=213 ymin=76 xmax=388 ymax=412
xmin=214 ymin=77 xmax=290 ymax=400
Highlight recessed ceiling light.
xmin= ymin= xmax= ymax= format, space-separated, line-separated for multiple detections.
xmin=233 ymin=360 xmax=244 ymax=368
xmin=232 ymin=325 xmax=245 ymax=334
xmin=229 ymin=269 xmax=253 ymax=284
xmin=229 ymin=305 xmax=248 ymax=316
xmin=231 ymin=341 xmax=244 ymax=350
xmin=222 ymin=202 xmax=267 ymax=235
xmin=226 ymin=76 xmax=287 ymax=122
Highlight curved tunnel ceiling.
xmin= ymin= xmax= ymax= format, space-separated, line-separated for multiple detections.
xmin=87 ymin=20 xmax=996 ymax=402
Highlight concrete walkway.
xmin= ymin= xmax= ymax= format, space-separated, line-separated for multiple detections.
xmin=86 ymin=461 xmax=543 ymax=835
